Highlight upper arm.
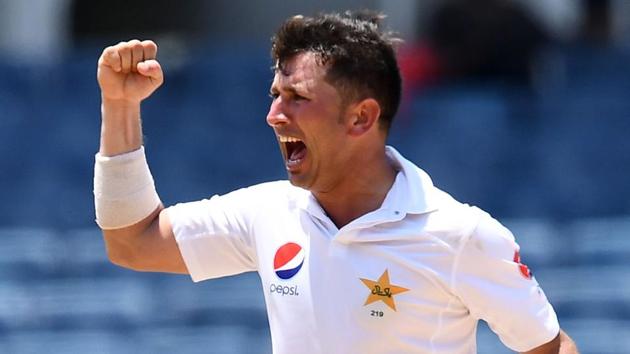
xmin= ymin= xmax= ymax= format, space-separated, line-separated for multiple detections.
xmin=167 ymin=194 xmax=258 ymax=282
xmin=102 ymin=204 xmax=188 ymax=274
xmin=102 ymin=185 xmax=268 ymax=280
xmin=453 ymin=211 xmax=560 ymax=351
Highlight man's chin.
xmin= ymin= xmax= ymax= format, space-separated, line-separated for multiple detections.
xmin=287 ymin=173 xmax=312 ymax=190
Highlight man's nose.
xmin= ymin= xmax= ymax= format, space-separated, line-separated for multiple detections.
xmin=266 ymin=100 xmax=289 ymax=127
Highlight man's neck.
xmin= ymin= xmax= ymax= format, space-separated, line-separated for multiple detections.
xmin=313 ymin=150 xmax=397 ymax=229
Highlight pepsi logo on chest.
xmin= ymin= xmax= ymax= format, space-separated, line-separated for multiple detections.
xmin=274 ymin=242 xmax=305 ymax=279
xmin=269 ymin=242 xmax=305 ymax=297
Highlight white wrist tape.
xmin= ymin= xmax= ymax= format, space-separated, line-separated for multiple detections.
xmin=94 ymin=146 xmax=161 ymax=229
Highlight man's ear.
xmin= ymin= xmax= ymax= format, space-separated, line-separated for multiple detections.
xmin=347 ymin=98 xmax=381 ymax=137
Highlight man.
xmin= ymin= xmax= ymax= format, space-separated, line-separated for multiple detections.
xmin=94 ymin=11 xmax=578 ymax=354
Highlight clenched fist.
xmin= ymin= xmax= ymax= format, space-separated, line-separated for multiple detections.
xmin=97 ymin=40 xmax=163 ymax=103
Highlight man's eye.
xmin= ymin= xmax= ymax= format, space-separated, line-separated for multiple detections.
xmin=268 ymin=92 xmax=307 ymax=102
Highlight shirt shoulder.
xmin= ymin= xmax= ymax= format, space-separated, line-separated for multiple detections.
xmin=425 ymin=187 xmax=517 ymax=261
xmin=167 ymin=180 xmax=303 ymax=234
xmin=420 ymin=187 xmax=485 ymax=252
xmin=192 ymin=180 xmax=305 ymax=205
xmin=222 ymin=180 xmax=308 ymax=210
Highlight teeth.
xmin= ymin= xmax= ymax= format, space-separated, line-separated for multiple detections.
xmin=278 ymin=135 xmax=301 ymax=143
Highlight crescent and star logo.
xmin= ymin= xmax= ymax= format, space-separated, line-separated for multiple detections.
xmin=360 ymin=269 xmax=409 ymax=311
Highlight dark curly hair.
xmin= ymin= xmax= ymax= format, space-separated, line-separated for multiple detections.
xmin=271 ymin=11 xmax=402 ymax=133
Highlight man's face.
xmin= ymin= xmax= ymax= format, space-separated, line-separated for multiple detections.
xmin=267 ymin=52 xmax=352 ymax=192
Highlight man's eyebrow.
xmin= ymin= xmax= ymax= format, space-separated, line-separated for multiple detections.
xmin=269 ymin=84 xmax=305 ymax=96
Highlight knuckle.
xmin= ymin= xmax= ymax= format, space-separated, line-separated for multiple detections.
xmin=105 ymin=47 xmax=118 ymax=58
xmin=119 ymin=46 xmax=131 ymax=56
xmin=142 ymin=40 xmax=157 ymax=49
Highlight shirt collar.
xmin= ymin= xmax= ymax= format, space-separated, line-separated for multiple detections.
xmin=296 ymin=146 xmax=439 ymax=222
xmin=383 ymin=145 xmax=439 ymax=216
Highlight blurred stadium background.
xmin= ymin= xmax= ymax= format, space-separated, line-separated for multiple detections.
xmin=0 ymin=0 xmax=628 ymax=353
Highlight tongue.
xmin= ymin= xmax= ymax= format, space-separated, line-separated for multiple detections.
xmin=289 ymin=142 xmax=307 ymax=161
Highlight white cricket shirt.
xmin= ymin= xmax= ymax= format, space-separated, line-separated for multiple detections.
xmin=167 ymin=146 xmax=560 ymax=354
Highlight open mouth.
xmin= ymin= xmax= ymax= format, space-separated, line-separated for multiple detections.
xmin=278 ymin=135 xmax=307 ymax=169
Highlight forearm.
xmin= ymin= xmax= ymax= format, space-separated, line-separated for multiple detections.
xmin=99 ymin=98 xmax=143 ymax=156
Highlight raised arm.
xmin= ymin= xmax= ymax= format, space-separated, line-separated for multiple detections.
xmin=94 ymin=40 xmax=187 ymax=274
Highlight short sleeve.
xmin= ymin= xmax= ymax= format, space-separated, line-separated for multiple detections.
xmin=452 ymin=212 xmax=560 ymax=352
xmin=166 ymin=189 xmax=258 ymax=282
